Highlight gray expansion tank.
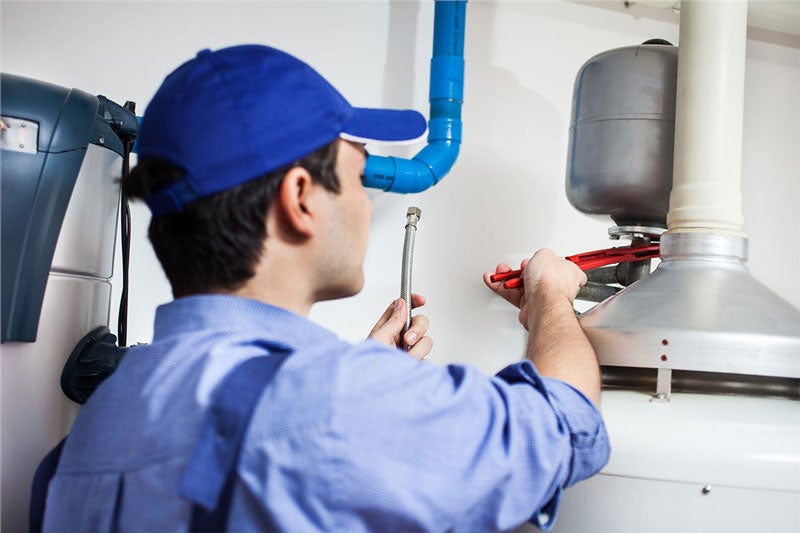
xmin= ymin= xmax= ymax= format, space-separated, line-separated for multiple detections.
xmin=566 ymin=40 xmax=678 ymax=228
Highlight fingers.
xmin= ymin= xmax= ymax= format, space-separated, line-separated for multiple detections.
xmin=482 ymin=263 xmax=512 ymax=289
xmin=374 ymin=294 xmax=425 ymax=330
xmin=403 ymin=313 xmax=429 ymax=347
xmin=410 ymin=293 xmax=427 ymax=310
xmin=402 ymin=312 xmax=431 ymax=360
xmin=368 ymin=299 xmax=407 ymax=345
xmin=482 ymin=270 xmax=500 ymax=290
xmin=523 ymin=249 xmax=586 ymax=303
xmin=368 ymin=297 xmax=432 ymax=359
xmin=484 ymin=262 xmax=524 ymax=308
xmin=406 ymin=333 xmax=433 ymax=361
xmin=369 ymin=299 xmax=400 ymax=335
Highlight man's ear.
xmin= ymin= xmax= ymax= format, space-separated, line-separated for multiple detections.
xmin=274 ymin=166 xmax=318 ymax=238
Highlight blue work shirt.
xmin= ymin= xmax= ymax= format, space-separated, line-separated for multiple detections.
xmin=44 ymin=295 xmax=609 ymax=532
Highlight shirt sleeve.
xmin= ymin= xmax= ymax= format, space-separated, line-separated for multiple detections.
xmin=325 ymin=342 xmax=610 ymax=532
xmin=496 ymin=361 xmax=611 ymax=529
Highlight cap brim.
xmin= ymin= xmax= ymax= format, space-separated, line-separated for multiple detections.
xmin=340 ymin=108 xmax=427 ymax=145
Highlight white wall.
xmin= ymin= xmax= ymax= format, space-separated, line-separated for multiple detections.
xmin=1 ymin=0 xmax=798 ymax=528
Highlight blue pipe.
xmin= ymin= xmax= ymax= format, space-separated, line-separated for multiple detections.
xmin=363 ymin=0 xmax=466 ymax=193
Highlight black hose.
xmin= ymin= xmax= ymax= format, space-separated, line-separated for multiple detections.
xmin=117 ymin=101 xmax=136 ymax=347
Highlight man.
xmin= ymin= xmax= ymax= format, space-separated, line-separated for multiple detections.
xmin=42 ymin=45 xmax=609 ymax=531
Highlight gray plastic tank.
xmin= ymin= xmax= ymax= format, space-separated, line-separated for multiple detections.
xmin=566 ymin=40 xmax=678 ymax=229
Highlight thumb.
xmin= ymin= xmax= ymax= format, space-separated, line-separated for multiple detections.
xmin=368 ymin=299 xmax=408 ymax=346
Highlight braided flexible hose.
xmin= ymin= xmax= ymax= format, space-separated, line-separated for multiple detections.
xmin=400 ymin=207 xmax=422 ymax=349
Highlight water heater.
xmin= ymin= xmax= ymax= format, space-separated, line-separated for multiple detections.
xmin=520 ymin=8 xmax=800 ymax=529
xmin=0 ymin=73 xmax=137 ymax=532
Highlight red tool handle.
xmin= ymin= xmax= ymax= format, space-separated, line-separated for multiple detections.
xmin=489 ymin=244 xmax=660 ymax=289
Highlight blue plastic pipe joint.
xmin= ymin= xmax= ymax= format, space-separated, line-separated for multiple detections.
xmin=363 ymin=0 xmax=466 ymax=193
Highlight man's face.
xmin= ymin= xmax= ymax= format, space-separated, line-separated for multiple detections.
xmin=316 ymin=140 xmax=373 ymax=301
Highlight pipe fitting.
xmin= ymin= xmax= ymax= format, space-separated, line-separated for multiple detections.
xmin=363 ymin=0 xmax=466 ymax=194
xmin=405 ymin=206 xmax=422 ymax=226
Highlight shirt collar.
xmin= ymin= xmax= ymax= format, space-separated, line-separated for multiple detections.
xmin=152 ymin=294 xmax=339 ymax=351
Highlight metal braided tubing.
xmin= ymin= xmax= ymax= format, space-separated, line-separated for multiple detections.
xmin=400 ymin=224 xmax=417 ymax=342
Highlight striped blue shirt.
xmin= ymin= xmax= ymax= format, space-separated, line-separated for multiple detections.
xmin=44 ymin=295 xmax=609 ymax=531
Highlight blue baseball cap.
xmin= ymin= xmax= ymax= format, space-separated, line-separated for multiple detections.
xmin=136 ymin=44 xmax=427 ymax=215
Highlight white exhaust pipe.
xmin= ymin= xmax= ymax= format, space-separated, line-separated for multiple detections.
xmin=667 ymin=0 xmax=748 ymax=235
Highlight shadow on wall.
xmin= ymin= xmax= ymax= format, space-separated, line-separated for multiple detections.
xmin=384 ymin=0 xmax=563 ymax=374
xmin=383 ymin=0 xmax=420 ymax=113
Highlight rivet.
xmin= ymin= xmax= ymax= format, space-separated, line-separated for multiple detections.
xmin=660 ymin=354 xmax=668 ymax=362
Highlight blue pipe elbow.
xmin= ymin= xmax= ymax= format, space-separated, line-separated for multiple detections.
xmin=369 ymin=141 xmax=461 ymax=194
xmin=363 ymin=0 xmax=466 ymax=193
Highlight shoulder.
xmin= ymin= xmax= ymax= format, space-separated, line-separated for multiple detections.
xmin=244 ymin=338 xmax=403 ymax=434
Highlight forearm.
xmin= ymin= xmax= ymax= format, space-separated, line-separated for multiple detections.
xmin=524 ymin=288 xmax=601 ymax=407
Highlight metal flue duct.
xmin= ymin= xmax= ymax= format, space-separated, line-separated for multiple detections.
xmin=574 ymin=0 xmax=800 ymax=398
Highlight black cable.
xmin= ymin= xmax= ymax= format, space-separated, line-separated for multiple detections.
xmin=118 ymin=139 xmax=132 ymax=347
xmin=117 ymin=100 xmax=136 ymax=347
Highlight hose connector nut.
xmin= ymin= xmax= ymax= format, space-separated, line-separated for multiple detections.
xmin=406 ymin=206 xmax=422 ymax=227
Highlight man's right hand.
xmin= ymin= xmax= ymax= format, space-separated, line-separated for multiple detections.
xmin=484 ymin=249 xmax=600 ymax=406
xmin=518 ymin=249 xmax=586 ymax=329
xmin=483 ymin=250 xmax=587 ymax=331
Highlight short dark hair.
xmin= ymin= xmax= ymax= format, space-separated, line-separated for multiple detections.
xmin=122 ymin=140 xmax=340 ymax=297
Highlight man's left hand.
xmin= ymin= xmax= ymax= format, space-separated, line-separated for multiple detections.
xmin=369 ymin=294 xmax=432 ymax=361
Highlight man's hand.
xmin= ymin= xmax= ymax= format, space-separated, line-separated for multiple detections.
xmin=369 ymin=294 xmax=432 ymax=361
xmin=518 ymin=249 xmax=586 ymax=326
xmin=484 ymin=249 xmax=600 ymax=407
xmin=484 ymin=260 xmax=530 ymax=329
xmin=483 ymin=260 xmax=528 ymax=308
xmin=483 ymin=251 xmax=587 ymax=330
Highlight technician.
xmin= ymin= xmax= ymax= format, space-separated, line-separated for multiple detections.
xmin=41 ymin=44 xmax=609 ymax=532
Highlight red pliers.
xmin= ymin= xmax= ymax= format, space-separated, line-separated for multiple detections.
xmin=490 ymin=244 xmax=660 ymax=289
